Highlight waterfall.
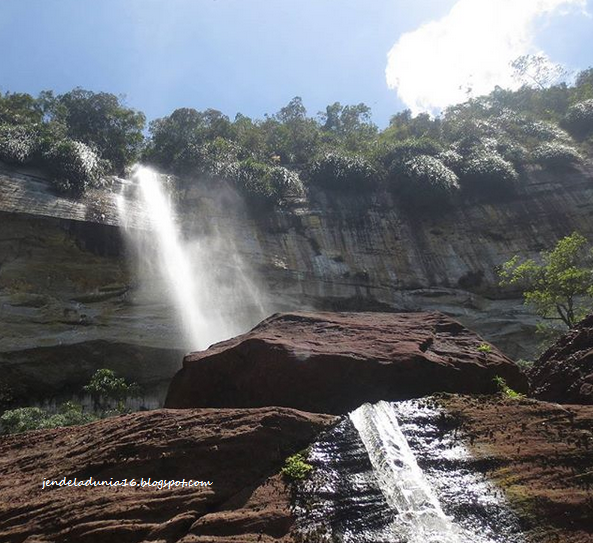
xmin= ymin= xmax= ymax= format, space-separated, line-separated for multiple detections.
xmin=350 ymin=402 xmax=461 ymax=542
xmin=116 ymin=165 xmax=268 ymax=351
xmin=295 ymin=400 xmax=524 ymax=543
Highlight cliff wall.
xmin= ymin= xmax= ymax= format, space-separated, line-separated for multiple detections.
xmin=1 ymin=160 xmax=592 ymax=403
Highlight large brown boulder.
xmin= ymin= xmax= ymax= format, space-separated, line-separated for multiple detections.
xmin=530 ymin=314 xmax=593 ymax=404
xmin=0 ymin=407 xmax=336 ymax=543
xmin=165 ymin=311 xmax=527 ymax=413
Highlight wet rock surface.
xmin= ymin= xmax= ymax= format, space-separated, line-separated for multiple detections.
xmin=295 ymin=401 xmax=524 ymax=543
xmin=294 ymin=396 xmax=593 ymax=543
xmin=442 ymin=395 xmax=593 ymax=543
xmin=0 ymin=407 xmax=337 ymax=543
xmin=0 ymin=396 xmax=591 ymax=542
xmin=530 ymin=314 xmax=593 ymax=404
xmin=165 ymin=311 xmax=527 ymax=413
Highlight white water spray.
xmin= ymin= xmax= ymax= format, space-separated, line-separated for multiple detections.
xmin=350 ymin=401 xmax=462 ymax=543
xmin=116 ymin=165 xmax=268 ymax=351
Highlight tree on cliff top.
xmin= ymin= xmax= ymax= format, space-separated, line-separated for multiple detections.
xmin=499 ymin=232 xmax=593 ymax=329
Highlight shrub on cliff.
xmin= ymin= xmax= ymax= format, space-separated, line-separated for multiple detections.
xmin=376 ymin=137 xmax=442 ymax=169
xmin=308 ymin=151 xmax=378 ymax=190
xmin=42 ymin=139 xmax=103 ymax=197
xmin=457 ymin=148 xmax=518 ymax=198
xmin=0 ymin=124 xmax=40 ymax=164
xmin=389 ymin=154 xmax=459 ymax=209
xmin=232 ymin=159 xmax=304 ymax=205
xmin=532 ymin=142 xmax=582 ymax=170
xmin=563 ymin=99 xmax=593 ymax=138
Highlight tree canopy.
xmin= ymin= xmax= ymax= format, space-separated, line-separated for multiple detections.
xmin=1 ymin=66 xmax=592 ymax=202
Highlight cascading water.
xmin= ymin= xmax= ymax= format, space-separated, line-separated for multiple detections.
xmin=295 ymin=400 xmax=524 ymax=543
xmin=349 ymin=402 xmax=462 ymax=542
xmin=116 ymin=165 xmax=268 ymax=351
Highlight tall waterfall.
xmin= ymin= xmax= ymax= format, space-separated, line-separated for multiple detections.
xmin=295 ymin=400 xmax=524 ymax=543
xmin=116 ymin=165 xmax=267 ymax=351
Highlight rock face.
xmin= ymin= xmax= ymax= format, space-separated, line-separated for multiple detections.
xmin=0 ymin=407 xmax=336 ymax=543
xmin=165 ymin=311 xmax=527 ymax=413
xmin=441 ymin=396 xmax=593 ymax=543
xmin=1 ymin=397 xmax=591 ymax=543
xmin=530 ymin=314 xmax=593 ymax=404
xmin=293 ymin=396 xmax=593 ymax=543
xmin=2 ymin=159 xmax=593 ymax=403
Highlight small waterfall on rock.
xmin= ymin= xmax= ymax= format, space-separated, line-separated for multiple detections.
xmin=116 ymin=165 xmax=267 ymax=351
xmin=295 ymin=400 xmax=524 ymax=543
xmin=349 ymin=402 xmax=461 ymax=542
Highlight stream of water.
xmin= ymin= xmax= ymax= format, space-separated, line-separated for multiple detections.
xmin=295 ymin=400 xmax=524 ymax=543
xmin=116 ymin=165 xmax=267 ymax=351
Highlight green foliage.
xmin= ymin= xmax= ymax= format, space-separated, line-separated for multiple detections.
xmin=84 ymin=368 xmax=140 ymax=412
xmin=457 ymin=148 xmax=518 ymax=197
xmin=320 ymin=102 xmax=378 ymax=151
xmin=41 ymin=402 xmax=97 ymax=429
xmin=0 ymin=402 xmax=97 ymax=435
xmin=231 ymin=159 xmax=305 ymax=205
xmin=0 ymin=369 xmax=138 ymax=435
xmin=144 ymin=107 xmax=232 ymax=170
xmin=499 ymin=232 xmax=593 ymax=328
xmin=48 ymin=88 xmax=146 ymax=173
xmin=563 ymin=99 xmax=593 ymax=138
xmin=515 ymin=359 xmax=534 ymax=372
xmin=477 ymin=343 xmax=492 ymax=354
xmin=0 ymin=124 xmax=40 ymax=164
xmin=43 ymin=139 xmax=103 ymax=197
xmin=267 ymin=165 xmax=305 ymax=199
xmin=173 ymin=137 xmax=241 ymax=178
xmin=531 ymin=142 xmax=582 ymax=170
xmin=1 ymin=69 xmax=593 ymax=204
xmin=493 ymin=376 xmax=524 ymax=399
xmin=383 ymin=110 xmax=442 ymax=142
xmin=1 ymin=407 xmax=48 ymax=434
xmin=0 ymin=92 xmax=44 ymax=125
xmin=308 ymin=151 xmax=378 ymax=191
xmin=281 ymin=453 xmax=313 ymax=481
xmin=377 ymin=137 xmax=443 ymax=169
xmin=389 ymin=154 xmax=459 ymax=209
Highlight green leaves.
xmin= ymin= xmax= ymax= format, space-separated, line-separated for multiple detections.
xmin=499 ymin=232 xmax=593 ymax=328
xmin=281 ymin=453 xmax=313 ymax=481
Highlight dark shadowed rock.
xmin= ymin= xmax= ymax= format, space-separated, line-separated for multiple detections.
xmin=530 ymin=314 xmax=593 ymax=404
xmin=165 ymin=311 xmax=527 ymax=413
xmin=0 ymin=407 xmax=336 ymax=543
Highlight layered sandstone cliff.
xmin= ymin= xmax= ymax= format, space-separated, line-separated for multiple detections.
xmin=1 ymin=160 xmax=592 ymax=402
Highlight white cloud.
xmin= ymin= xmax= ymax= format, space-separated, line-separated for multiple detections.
xmin=386 ymin=0 xmax=587 ymax=115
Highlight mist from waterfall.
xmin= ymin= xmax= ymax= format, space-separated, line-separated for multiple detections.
xmin=116 ymin=165 xmax=268 ymax=351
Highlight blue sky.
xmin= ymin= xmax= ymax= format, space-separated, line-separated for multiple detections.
xmin=1 ymin=0 xmax=592 ymax=127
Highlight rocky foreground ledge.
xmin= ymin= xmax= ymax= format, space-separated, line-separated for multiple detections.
xmin=530 ymin=313 xmax=593 ymax=404
xmin=0 ymin=407 xmax=336 ymax=543
xmin=0 ymin=397 xmax=592 ymax=542
xmin=165 ymin=311 xmax=527 ymax=413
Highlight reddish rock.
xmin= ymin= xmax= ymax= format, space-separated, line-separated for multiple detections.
xmin=0 ymin=407 xmax=336 ymax=543
xmin=530 ymin=314 xmax=593 ymax=404
xmin=165 ymin=311 xmax=527 ymax=413
xmin=443 ymin=396 xmax=593 ymax=543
